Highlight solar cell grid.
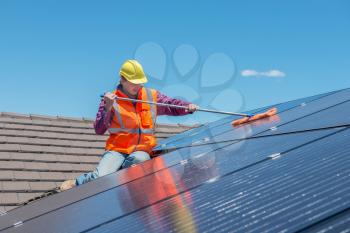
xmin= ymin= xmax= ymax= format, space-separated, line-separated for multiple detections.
xmin=2 ymin=127 xmax=346 ymax=233
xmin=85 ymin=128 xmax=350 ymax=233
xmin=1 ymin=88 xmax=349 ymax=233
xmin=155 ymin=90 xmax=337 ymax=150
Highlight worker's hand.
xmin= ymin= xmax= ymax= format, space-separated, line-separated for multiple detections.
xmin=103 ymin=92 xmax=116 ymax=112
xmin=186 ymin=104 xmax=199 ymax=113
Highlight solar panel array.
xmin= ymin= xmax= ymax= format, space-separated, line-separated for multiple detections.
xmin=0 ymin=88 xmax=349 ymax=233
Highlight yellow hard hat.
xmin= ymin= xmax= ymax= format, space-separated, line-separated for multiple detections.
xmin=119 ymin=60 xmax=148 ymax=84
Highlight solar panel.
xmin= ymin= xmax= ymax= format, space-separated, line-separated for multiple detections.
xmin=208 ymin=88 xmax=350 ymax=145
xmin=258 ymin=99 xmax=350 ymax=136
xmin=154 ymin=90 xmax=335 ymax=149
xmin=82 ymin=128 xmax=350 ymax=233
xmin=1 ymin=127 xmax=346 ymax=233
xmin=1 ymin=88 xmax=349 ymax=233
xmin=300 ymin=208 xmax=350 ymax=232
xmin=155 ymin=89 xmax=341 ymax=150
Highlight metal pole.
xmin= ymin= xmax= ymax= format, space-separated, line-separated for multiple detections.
xmin=101 ymin=95 xmax=251 ymax=117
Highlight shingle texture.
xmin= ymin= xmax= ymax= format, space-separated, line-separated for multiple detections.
xmin=0 ymin=112 xmax=199 ymax=211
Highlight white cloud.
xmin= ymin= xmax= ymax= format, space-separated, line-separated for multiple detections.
xmin=241 ymin=69 xmax=286 ymax=78
xmin=261 ymin=70 xmax=286 ymax=77
xmin=241 ymin=70 xmax=259 ymax=77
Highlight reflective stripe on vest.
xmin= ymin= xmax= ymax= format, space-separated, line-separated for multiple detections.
xmin=141 ymin=128 xmax=155 ymax=134
xmin=109 ymin=127 xmax=154 ymax=134
xmin=145 ymin=88 xmax=156 ymax=128
xmin=108 ymin=88 xmax=156 ymax=135
xmin=112 ymin=101 xmax=124 ymax=129
xmin=109 ymin=128 xmax=138 ymax=134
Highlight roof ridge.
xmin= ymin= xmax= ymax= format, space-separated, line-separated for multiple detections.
xmin=0 ymin=112 xmax=93 ymax=122
xmin=0 ymin=111 xmax=198 ymax=127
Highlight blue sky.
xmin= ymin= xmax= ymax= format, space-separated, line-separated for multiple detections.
xmin=1 ymin=0 xmax=349 ymax=124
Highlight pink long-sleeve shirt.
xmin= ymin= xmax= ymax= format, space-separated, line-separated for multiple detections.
xmin=94 ymin=88 xmax=193 ymax=135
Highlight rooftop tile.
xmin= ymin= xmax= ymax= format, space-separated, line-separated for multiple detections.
xmin=0 ymin=193 xmax=19 ymax=204
xmin=0 ymin=161 xmax=25 ymax=169
xmin=38 ymin=172 xmax=66 ymax=181
xmin=13 ymin=171 xmax=41 ymax=180
xmin=18 ymin=192 xmax=44 ymax=203
xmin=1 ymin=181 xmax=30 ymax=191
xmin=0 ymin=152 xmax=11 ymax=159
xmin=29 ymin=182 xmax=57 ymax=191
xmin=23 ymin=162 xmax=50 ymax=171
xmin=0 ymin=111 xmax=197 ymax=210
xmin=0 ymin=171 xmax=15 ymax=180
xmin=0 ymin=144 xmax=21 ymax=152
xmin=47 ymin=163 xmax=74 ymax=172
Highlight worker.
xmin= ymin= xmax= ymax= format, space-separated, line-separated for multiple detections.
xmin=60 ymin=60 xmax=199 ymax=191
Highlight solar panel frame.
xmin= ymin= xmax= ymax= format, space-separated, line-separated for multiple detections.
xmin=155 ymin=90 xmax=338 ymax=150
xmin=298 ymin=207 xmax=350 ymax=232
xmin=258 ymin=99 xmax=350 ymax=136
xmin=202 ymin=88 xmax=350 ymax=146
xmin=84 ymin=128 xmax=350 ymax=233
xmin=2 ymin=127 xmax=347 ymax=233
xmin=1 ymin=88 xmax=349 ymax=233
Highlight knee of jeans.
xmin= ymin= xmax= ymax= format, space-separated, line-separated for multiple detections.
xmin=96 ymin=151 xmax=125 ymax=176
xmin=97 ymin=167 xmax=115 ymax=177
xmin=133 ymin=152 xmax=150 ymax=163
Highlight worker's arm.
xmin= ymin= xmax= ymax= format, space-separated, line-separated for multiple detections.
xmin=93 ymin=97 xmax=113 ymax=135
xmin=156 ymin=91 xmax=198 ymax=116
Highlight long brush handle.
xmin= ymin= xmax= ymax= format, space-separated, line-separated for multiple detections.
xmin=100 ymin=95 xmax=251 ymax=117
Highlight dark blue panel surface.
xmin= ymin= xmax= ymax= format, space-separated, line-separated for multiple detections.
xmin=6 ymin=92 xmax=343 ymax=232
xmin=1 ymin=89 xmax=349 ymax=233
xmin=258 ymin=99 xmax=350 ymax=136
xmin=299 ymin=207 xmax=350 ymax=232
xmin=86 ymin=128 xmax=350 ymax=233
xmin=3 ymin=127 xmax=345 ymax=233
xmin=0 ymin=141 xmax=234 ymax=232
xmin=155 ymin=90 xmax=337 ymax=150
xmin=210 ymin=88 xmax=350 ymax=144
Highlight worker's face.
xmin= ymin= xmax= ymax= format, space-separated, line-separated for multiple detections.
xmin=120 ymin=77 xmax=142 ymax=96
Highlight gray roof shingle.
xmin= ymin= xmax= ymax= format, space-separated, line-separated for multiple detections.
xmin=0 ymin=112 xmax=199 ymax=211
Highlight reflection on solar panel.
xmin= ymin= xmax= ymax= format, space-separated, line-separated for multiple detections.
xmin=0 ymin=88 xmax=349 ymax=233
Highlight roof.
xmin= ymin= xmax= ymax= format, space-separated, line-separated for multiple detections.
xmin=0 ymin=112 xmax=200 ymax=212
xmin=1 ymin=88 xmax=350 ymax=232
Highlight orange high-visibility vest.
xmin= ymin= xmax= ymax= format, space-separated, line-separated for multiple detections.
xmin=105 ymin=87 xmax=157 ymax=154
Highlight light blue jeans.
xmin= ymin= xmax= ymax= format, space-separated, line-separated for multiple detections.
xmin=75 ymin=150 xmax=150 ymax=186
